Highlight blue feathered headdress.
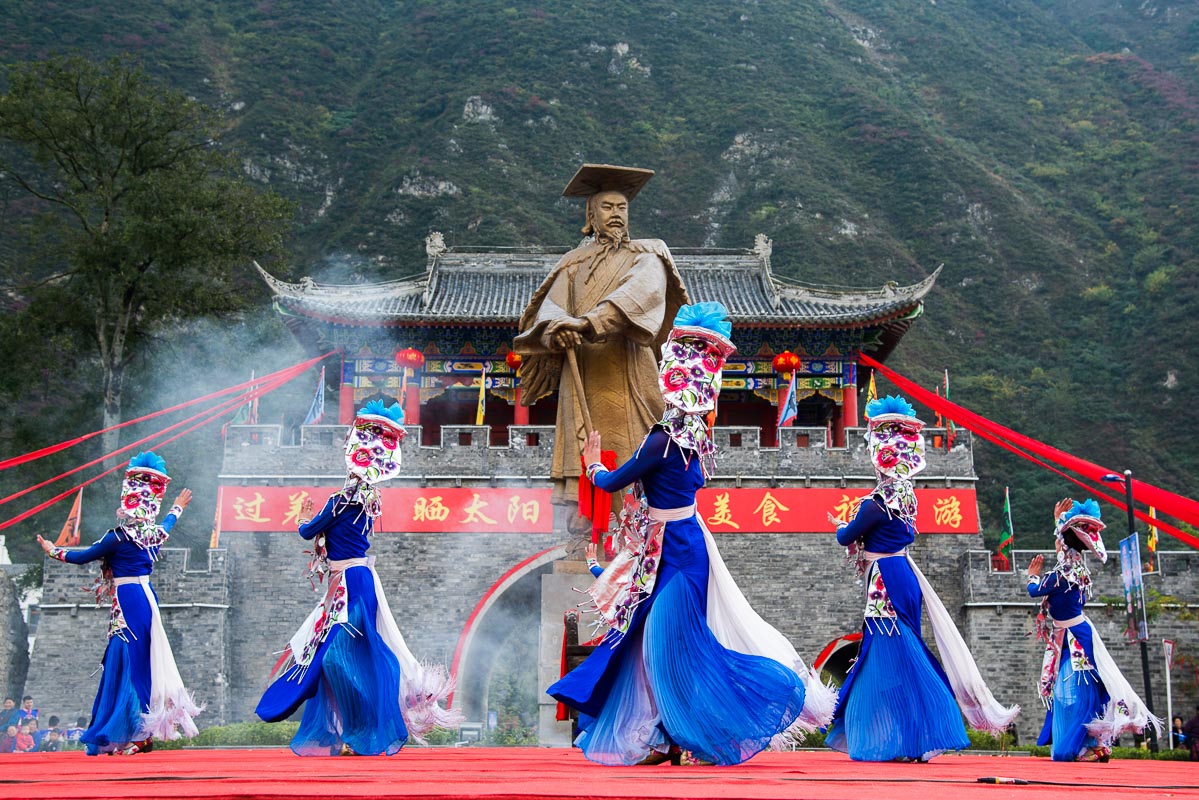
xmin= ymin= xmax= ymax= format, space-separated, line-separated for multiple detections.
xmin=356 ymin=399 xmax=405 ymax=428
xmin=1061 ymin=499 xmax=1103 ymax=526
xmin=865 ymin=395 xmax=924 ymax=431
xmin=669 ymin=301 xmax=736 ymax=358
xmin=127 ymin=451 xmax=168 ymax=477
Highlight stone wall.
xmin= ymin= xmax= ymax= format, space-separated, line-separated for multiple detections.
xmin=25 ymin=548 xmax=228 ymax=728
xmin=0 ymin=571 xmax=29 ymax=701
xmin=220 ymin=423 xmax=976 ymax=484
xmin=963 ymin=548 xmax=1199 ymax=743
xmin=222 ymin=529 xmax=567 ymax=723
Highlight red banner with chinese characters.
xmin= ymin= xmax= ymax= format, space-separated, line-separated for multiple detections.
xmin=217 ymin=486 xmax=553 ymax=534
xmin=218 ymin=485 xmax=977 ymax=535
xmin=697 ymin=488 xmax=977 ymax=534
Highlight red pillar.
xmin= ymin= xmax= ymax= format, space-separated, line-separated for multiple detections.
xmin=338 ymin=384 xmax=355 ymax=424
xmin=841 ymin=381 xmax=858 ymax=442
xmin=833 ymin=405 xmax=846 ymax=447
xmin=513 ymin=386 xmax=529 ymax=426
xmin=404 ymin=370 xmax=421 ymax=427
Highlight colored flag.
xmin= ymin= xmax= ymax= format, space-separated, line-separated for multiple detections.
xmin=1147 ymin=506 xmax=1158 ymax=573
xmin=53 ymin=489 xmax=82 ymax=547
xmin=943 ymin=369 xmax=956 ymax=449
xmin=996 ymin=486 xmax=1014 ymax=571
xmin=209 ymin=507 xmax=221 ymax=550
xmin=475 ymin=362 xmax=488 ymax=426
xmin=776 ymin=371 xmax=798 ymax=430
xmin=302 ymin=366 xmax=326 ymax=425
xmin=863 ymin=371 xmax=878 ymax=421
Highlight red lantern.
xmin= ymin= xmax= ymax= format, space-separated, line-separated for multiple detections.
xmin=505 ymin=351 xmax=522 ymax=371
xmin=772 ymin=350 xmax=801 ymax=375
xmin=395 ymin=347 xmax=425 ymax=370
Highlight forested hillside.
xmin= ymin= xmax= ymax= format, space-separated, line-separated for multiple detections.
xmin=1 ymin=0 xmax=1197 ymax=560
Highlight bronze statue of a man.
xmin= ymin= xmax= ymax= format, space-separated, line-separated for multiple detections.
xmin=515 ymin=164 xmax=688 ymax=506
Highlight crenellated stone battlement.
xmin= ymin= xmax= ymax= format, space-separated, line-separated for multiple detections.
xmin=220 ymin=424 xmax=976 ymax=487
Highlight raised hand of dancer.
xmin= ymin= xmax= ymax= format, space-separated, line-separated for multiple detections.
xmin=297 ymin=496 xmax=315 ymax=526
xmin=585 ymin=542 xmax=598 ymax=562
xmin=35 ymin=534 xmax=53 ymax=555
xmin=172 ymin=488 xmax=193 ymax=512
xmin=1053 ymin=497 xmax=1073 ymax=522
xmin=583 ymin=430 xmax=602 ymax=467
xmin=827 ymin=512 xmax=845 ymax=529
xmin=1028 ymin=554 xmax=1044 ymax=579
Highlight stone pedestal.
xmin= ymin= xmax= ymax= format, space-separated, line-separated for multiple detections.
xmin=538 ymin=560 xmax=596 ymax=747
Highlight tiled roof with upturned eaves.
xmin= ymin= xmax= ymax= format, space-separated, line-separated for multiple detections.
xmin=256 ymin=246 xmax=940 ymax=329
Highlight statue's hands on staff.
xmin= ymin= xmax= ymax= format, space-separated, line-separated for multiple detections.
xmin=583 ymin=430 xmax=603 ymax=466
xmin=546 ymin=316 xmax=590 ymax=350
xmin=1028 ymin=554 xmax=1044 ymax=579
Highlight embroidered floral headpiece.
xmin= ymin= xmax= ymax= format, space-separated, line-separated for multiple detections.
xmin=1056 ymin=498 xmax=1107 ymax=563
xmin=118 ymin=451 xmax=171 ymax=523
xmin=345 ymin=400 xmax=406 ymax=486
xmin=863 ymin=395 xmax=926 ymax=480
xmin=656 ymin=302 xmax=735 ymax=479
xmin=338 ymin=400 xmax=407 ymax=520
xmin=861 ymin=395 xmax=926 ymax=526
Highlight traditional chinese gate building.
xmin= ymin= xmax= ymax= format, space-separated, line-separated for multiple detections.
xmin=256 ymin=234 xmax=942 ymax=448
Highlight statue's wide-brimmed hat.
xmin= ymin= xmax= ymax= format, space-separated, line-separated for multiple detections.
xmin=563 ymin=163 xmax=655 ymax=201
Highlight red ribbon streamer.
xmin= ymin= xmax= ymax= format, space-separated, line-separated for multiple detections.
xmin=579 ymin=450 xmax=618 ymax=546
xmin=0 ymin=359 xmax=321 ymax=508
xmin=861 ymin=353 xmax=1199 ymax=550
xmin=0 ymin=364 xmax=310 ymax=534
xmin=0 ymin=351 xmax=337 ymax=472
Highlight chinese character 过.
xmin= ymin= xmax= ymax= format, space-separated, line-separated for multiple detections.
xmin=232 ymin=492 xmax=270 ymax=523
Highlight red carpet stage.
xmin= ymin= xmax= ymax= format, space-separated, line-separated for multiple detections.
xmin=2 ymin=748 xmax=1197 ymax=800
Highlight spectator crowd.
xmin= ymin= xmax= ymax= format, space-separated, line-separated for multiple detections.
xmin=0 ymin=696 xmax=86 ymax=753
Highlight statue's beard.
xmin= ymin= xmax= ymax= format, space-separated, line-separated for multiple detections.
xmin=595 ymin=222 xmax=629 ymax=246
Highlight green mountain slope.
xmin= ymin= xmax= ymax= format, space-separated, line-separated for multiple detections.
xmin=1 ymin=0 xmax=1197 ymax=557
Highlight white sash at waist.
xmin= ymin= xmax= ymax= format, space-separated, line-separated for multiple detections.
xmin=861 ymin=548 xmax=907 ymax=564
xmin=329 ymin=556 xmax=373 ymax=572
xmin=1052 ymin=614 xmax=1085 ymax=629
xmin=113 ymin=575 xmax=150 ymax=587
xmin=648 ymin=505 xmax=696 ymax=522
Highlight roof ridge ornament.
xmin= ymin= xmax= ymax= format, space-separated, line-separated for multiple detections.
xmin=753 ymin=234 xmax=779 ymax=310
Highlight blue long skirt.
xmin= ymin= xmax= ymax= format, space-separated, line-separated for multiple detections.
xmin=82 ymin=583 xmax=155 ymax=755
xmin=1036 ymin=622 xmax=1108 ymax=761
xmin=825 ymin=558 xmax=970 ymax=761
xmin=256 ymin=565 xmax=409 ymax=756
xmin=548 ymin=516 xmax=806 ymax=766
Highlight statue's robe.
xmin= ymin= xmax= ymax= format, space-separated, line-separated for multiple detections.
xmin=515 ymin=239 xmax=688 ymax=504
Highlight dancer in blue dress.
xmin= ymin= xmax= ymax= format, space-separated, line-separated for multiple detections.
xmin=38 ymin=452 xmax=201 ymax=755
xmin=826 ymin=396 xmax=1017 ymax=761
xmin=256 ymin=401 xmax=459 ymax=756
xmin=1027 ymin=498 xmax=1161 ymax=761
xmin=549 ymin=302 xmax=836 ymax=766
